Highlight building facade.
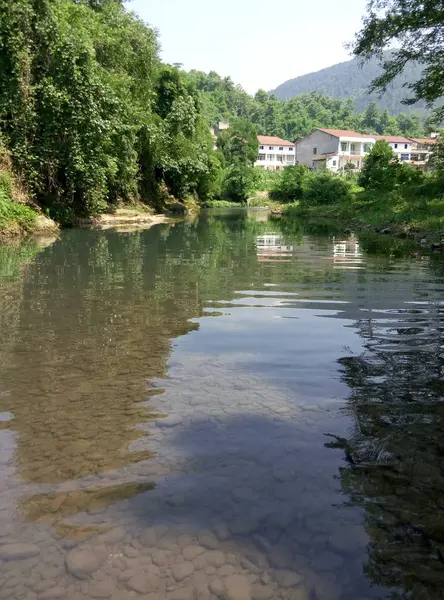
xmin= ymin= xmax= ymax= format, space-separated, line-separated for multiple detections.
xmin=409 ymin=137 xmax=438 ymax=170
xmin=293 ymin=129 xmax=375 ymax=172
xmin=255 ymin=136 xmax=296 ymax=170
xmin=374 ymin=136 xmax=413 ymax=161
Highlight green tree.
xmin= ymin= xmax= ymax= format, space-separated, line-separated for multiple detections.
xmin=358 ymin=140 xmax=397 ymax=190
xmin=353 ymin=0 xmax=444 ymax=119
xmin=270 ymin=165 xmax=308 ymax=202
xmin=216 ymin=119 xmax=259 ymax=167
xmin=221 ymin=165 xmax=257 ymax=203
xmin=362 ymin=102 xmax=380 ymax=133
xmin=302 ymin=172 xmax=352 ymax=205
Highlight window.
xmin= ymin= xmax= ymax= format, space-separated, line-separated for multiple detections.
xmin=276 ymin=155 xmax=284 ymax=163
xmin=269 ymin=146 xmax=274 ymax=150
xmin=404 ymin=144 xmax=408 ymax=149
xmin=394 ymin=143 xmax=398 ymax=149
xmin=279 ymin=146 xmax=284 ymax=151
xmin=400 ymin=153 xmax=409 ymax=161
xmin=410 ymin=154 xmax=420 ymax=161
xmin=288 ymin=147 xmax=294 ymax=151
xmin=286 ymin=155 xmax=294 ymax=162
xmin=259 ymin=145 xmax=264 ymax=150
xmin=267 ymin=154 xmax=275 ymax=161
xmin=313 ymin=147 xmax=317 ymax=155
xmin=341 ymin=142 xmax=348 ymax=151
xmin=258 ymin=153 xmax=266 ymax=161
xmin=332 ymin=160 xmax=337 ymax=166
xmin=363 ymin=143 xmax=373 ymax=153
xmin=350 ymin=143 xmax=356 ymax=152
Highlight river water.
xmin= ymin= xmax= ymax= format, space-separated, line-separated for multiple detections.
xmin=0 ymin=209 xmax=444 ymax=600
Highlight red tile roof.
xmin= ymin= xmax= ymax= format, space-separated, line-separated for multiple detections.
xmin=317 ymin=128 xmax=374 ymax=139
xmin=410 ymin=137 xmax=438 ymax=145
xmin=374 ymin=135 xmax=412 ymax=144
xmin=258 ymin=135 xmax=294 ymax=146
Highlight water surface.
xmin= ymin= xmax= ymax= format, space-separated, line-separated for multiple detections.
xmin=1 ymin=209 xmax=444 ymax=600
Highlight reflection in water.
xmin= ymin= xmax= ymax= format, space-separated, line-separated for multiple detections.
xmin=0 ymin=210 xmax=443 ymax=599
xmin=328 ymin=301 xmax=444 ymax=599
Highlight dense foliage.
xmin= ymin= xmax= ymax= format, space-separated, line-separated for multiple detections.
xmin=187 ymin=71 xmax=425 ymax=141
xmin=0 ymin=0 xmax=217 ymax=221
xmin=271 ymin=51 xmax=428 ymax=114
xmin=353 ymin=0 xmax=444 ymax=121
xmin=359 ymin=140 xmax=426 ymax=192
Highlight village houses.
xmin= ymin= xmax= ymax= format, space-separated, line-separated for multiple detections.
xmin=212 ymin=124 xmax=438 ymax=173
xmin=254 ymin=136 xmax=296 ymax=170
xmin=292 ymin=128 xmax=438 ymax=172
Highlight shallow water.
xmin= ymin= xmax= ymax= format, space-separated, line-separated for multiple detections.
xmin=1 ymin=209 xmax=444 ymax=600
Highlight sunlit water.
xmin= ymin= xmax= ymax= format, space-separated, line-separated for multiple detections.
xmin=1 ymin=209 xmax=444 ymax=600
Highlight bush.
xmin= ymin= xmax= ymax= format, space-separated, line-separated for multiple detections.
xmin=302 ymin=171 xmax=352 ymax=205
xmin=358 ymin=140 xmax=399 ymax=191
xmin=396 ymin=162 xmax=426 ymax=187
xmin=222 ymin=165 xmax=258 ymax=203
xmin=0 ymin=193 xmax=37 ymax=230
xmin=269 ymin=165 xmax=309 ymax=202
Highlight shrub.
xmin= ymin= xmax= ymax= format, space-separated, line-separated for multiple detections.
xmin=222 ymin=165 xmax=258 ymax=203
xmin=358 ymin=140 xmax=399 ymax=191
xmin=0 ymin=193 xmax=37 ymax=230
xmin=302 ymin=171 xmax=352 ymax=205
xmin=269 ymin=165 xmax=309 ymax=202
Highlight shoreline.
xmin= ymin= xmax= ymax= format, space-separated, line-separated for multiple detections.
xmin=282 ymin=204 xmax=444 ymax=252
xmin=0 ymin=210 xmax=173 ymax=242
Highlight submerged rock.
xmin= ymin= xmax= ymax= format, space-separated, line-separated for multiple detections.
xmin=66 ymin=545 xmax=107 ymax=579
xmin=0 ymin=543 xmax=40 ymax=560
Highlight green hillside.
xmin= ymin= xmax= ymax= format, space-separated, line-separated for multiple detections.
xmin=185 ymin=70 xmax=425 ymax=140
xmin=270 ymin=53 xmax=428 ymax=114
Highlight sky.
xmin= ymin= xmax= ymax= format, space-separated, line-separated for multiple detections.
xmin=128 ymin=0 xmax=369 ymax=94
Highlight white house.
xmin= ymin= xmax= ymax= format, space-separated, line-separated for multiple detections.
xmin=293 ymin=128 xmax=376 ymax=171
xmin=255 ymin=136 xmax=296 ymax=170
xmin=374 ymin=135 xmax=412 ymax=161
xmin=409 ymin=136 xmax=439 ymax=170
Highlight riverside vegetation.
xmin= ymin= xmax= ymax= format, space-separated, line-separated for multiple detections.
xmin=0 ymin=0 xmax=440 ymax=236
xmin=277 ymin=139 xmax=444 ymax=239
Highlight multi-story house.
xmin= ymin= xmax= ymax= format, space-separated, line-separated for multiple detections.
xmin=255 ymin=136 xmax=296 ymax=170
xmin=409 ymin=137 xmax=438 ymax=169
xmin=293 ymin=129 xmax=376 ymax=171
xmin=374 ymin=136 xmax=413 ymax=161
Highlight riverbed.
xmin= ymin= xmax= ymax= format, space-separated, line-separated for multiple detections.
xmin=1 ymin=209 xmax=444 ymax=600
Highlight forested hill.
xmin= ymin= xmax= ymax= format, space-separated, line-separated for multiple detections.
xmin=186 ymin=70 xmax=426 ymax=141
xmin=270 ymin=53 xmax=427 ymax=114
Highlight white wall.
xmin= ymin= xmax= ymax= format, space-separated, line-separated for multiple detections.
xmin=386 ymin=141 xmax=412 ymax=160
xmin=255 ymin=143 xmax=296 ymax=169
xmin=294 ymin=130 xmax=340 ymax=168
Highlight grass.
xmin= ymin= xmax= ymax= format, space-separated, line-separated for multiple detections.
xmin=0 ymin=190 xmax=37 ymax=233
xmin=0 ymin=146 xmax=39 ymax=235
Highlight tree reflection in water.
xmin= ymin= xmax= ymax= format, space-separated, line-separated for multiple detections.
xmin=328 ymin=301 xmax=444 ymax=599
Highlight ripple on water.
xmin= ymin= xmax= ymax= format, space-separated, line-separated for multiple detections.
xmin=0 ymin=218 xmax=443 ymax=599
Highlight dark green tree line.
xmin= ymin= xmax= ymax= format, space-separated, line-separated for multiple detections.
xmin=0 ymin=0 xmax=217 ymax=220
xmin=186 ymin=71 xmax=426 ymax=141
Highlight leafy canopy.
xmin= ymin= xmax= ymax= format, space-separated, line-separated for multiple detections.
xmin=353 ymin=1 xmax=444 ymax=119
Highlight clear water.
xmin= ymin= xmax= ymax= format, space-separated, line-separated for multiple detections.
xmin=1 ymin=209 xmax=444 ymax=600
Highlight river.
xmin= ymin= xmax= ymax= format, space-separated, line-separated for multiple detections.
xmin=0 ymin=209 xmax=444 ymax=600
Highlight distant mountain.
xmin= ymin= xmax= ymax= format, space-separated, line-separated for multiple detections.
xmin=271 ymin=53 xmax=428 ymax=114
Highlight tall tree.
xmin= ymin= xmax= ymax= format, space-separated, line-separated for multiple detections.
xmin=353 ymin=1 xmax=444 ymax=118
